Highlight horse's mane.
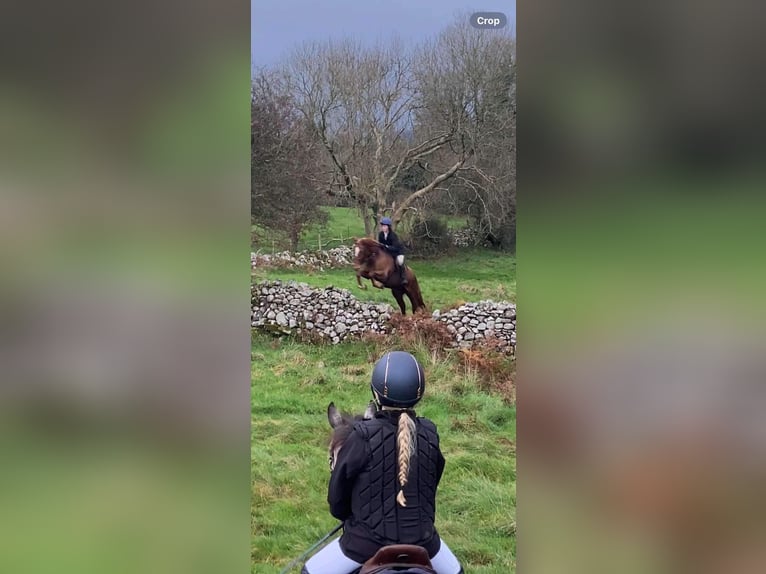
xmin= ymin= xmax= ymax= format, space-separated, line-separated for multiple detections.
xmin=354 ymin=237 xmax=385 ymax=265
xmin=356 ymin=237 xmax=383 ymax=250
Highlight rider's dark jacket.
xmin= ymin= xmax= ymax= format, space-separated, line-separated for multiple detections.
xmin=328 ymin=410 xmax=445 ymax=563
xmin=377 ymin=230 xmax=404 ymax=257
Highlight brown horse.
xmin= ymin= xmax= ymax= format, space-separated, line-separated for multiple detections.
xmin=352 ymin=238 xmax=427 ymax=315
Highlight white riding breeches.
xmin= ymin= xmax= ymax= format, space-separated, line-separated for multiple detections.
xmin=396 ymin=255 xmax=405 ymax=266
xmin=302 ymin=536 xmax=462 ymax=574
xmin=301 ymin=538 xmax=361 ymax=574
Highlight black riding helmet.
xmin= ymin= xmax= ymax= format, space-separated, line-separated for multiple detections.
xmin=371 ymin=351 xmax=425 ymax=408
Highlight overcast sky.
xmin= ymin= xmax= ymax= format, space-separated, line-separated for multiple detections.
xmin=252 ymin=0 xmax=516 ymax=69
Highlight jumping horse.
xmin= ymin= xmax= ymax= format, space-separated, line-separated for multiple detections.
xmin=322 ymin=402 xmax=438 ymax=574
xmin=352 ymin=238 xmax=427 ymax=315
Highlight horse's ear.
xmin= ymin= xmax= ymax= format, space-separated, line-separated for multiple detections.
xmin=328 ymin=402 xmax=342 ymax=428
xmin=363 ymin=401 xmax=376 ymax=420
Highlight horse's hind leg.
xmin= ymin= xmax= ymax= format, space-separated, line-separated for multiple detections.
xmin=392 ymin=289 xmax=407 ymax=315
xmin=405 ymin=274 xmax=426 ymax=314
xmin=405 ymin=290 xmax=417 ymax=315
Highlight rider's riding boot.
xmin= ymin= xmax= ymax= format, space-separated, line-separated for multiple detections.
xmin=399 ymin=264 xmax=408 ymax=285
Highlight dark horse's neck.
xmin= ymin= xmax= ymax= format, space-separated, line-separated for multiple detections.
xmin=362 ymin=240 xmax=390 ymax=263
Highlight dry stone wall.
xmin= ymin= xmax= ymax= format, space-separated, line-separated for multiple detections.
xmin=251 ymin=231 xmax=480 ymax=270
xmin=252 ymin=280 xmax=392 ymax=343
xmin=432 ymin=302 xmax=516 ymax=350
xmin=252 ymin=280 xmax=516 ymax=353
xmin=251 ymin=246 xmax=353 ymax=271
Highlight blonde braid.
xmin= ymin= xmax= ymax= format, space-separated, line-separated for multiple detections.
xmin=396 ymin=411 xmax=417 ymax=507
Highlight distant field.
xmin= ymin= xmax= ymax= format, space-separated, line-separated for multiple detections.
xmin=252 ymin=207 xmax=469 ymax=253
xmin=252 ymin=248 xmax=515 ymax=311
xmin=253 ymin=206 xmax=514 ymax=310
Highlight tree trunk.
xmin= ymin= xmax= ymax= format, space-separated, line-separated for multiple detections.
xmin=289 ymin=227 xmax=300 ymax=252
xmin=361 ymin=202 xmax=372 ymax=237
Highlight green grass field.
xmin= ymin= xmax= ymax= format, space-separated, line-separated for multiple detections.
xmin=252 ymin=206 xmax=515 ymax=573
xmin=251 ymin=335 xmax=516 ymax=573
xmin=252 ymin=206 xmax=514 ymax=310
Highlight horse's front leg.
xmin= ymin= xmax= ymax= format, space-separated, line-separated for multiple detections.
xmin=367 ymin=271 xmax=389 ymax=289
xmin=392 ymin=288 xmax=407 ymax=315
xmin=356 ymin=271 xmax=367 ymax=290
xmin=359 ymin=268 xmax=384 ymax=289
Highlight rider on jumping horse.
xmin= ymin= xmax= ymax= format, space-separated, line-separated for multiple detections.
xmin=377 ymin=217 xmax=407 ymax=286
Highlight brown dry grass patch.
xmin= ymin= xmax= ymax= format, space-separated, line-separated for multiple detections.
xmin=458 ymin=346 xmax=516 ymax=405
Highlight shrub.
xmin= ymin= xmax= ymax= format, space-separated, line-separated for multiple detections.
xmin=405 ymin=216 xmax=454 ymax=257
xmin=458 ymin=346 xmax=516 ymax=405
xmin=388 ymin=314 xmax=454 ymax=355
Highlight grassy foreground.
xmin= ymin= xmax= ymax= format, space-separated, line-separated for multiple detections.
xmin=251 ymin=333 xmax=516 ymax=573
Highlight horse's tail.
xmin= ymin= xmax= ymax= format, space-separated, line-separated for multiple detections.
xmin=407 ymin=274 xmax=427 ymax=313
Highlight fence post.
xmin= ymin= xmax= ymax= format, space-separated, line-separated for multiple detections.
xmin=318 ymin=232 xmax=321 ymax=252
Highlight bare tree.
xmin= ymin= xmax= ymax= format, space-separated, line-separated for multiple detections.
xmin=281 ymin=31 xmax=483 ymax=236
xmin=254 ymin=15 xmax=516 ymax=248
xmin=417 ymin=22 xmax=516 ymax=249
xmin=251 ymin=70 xmax=327 ymax=251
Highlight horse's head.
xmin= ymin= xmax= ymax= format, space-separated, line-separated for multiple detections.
xmin=353 ymin=238 xmax=382 ymax=266
xmin=327 ymin=401 xmax=375 ymax=471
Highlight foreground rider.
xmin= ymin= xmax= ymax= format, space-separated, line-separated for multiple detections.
xmin=377 ymin=217 xmax=408 ymax=285
xmin=303 ymin=351 xmax=463 ymax=574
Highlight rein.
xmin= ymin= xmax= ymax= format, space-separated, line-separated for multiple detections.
xmin=279 ymin=522 xmax=343 ymax=574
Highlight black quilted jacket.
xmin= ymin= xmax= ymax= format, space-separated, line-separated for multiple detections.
xmin=328 ymin=410 xmax=445 ymax=563
xmin=377 ymin=230 xmax=404 ymax=256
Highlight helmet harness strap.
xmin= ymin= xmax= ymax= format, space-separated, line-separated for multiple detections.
xmin=372 ymin=389 xmax=382 ymax=410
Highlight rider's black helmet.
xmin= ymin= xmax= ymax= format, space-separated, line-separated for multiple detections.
xmin=371 ymin=351 xmax=425 ymax=408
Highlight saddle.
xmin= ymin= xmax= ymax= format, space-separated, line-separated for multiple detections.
xmin=356 ymin=544 xmax=437 ymax=574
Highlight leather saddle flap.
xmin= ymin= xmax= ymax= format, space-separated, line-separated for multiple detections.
xmin=359 ymin=545 xmax=434 ymax=574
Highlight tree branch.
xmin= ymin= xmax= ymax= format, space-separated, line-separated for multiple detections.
xmin=384 ymin=132 xmax=453 ymax=196
xmin=392 ymin=153 xmax=472 ymax=224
